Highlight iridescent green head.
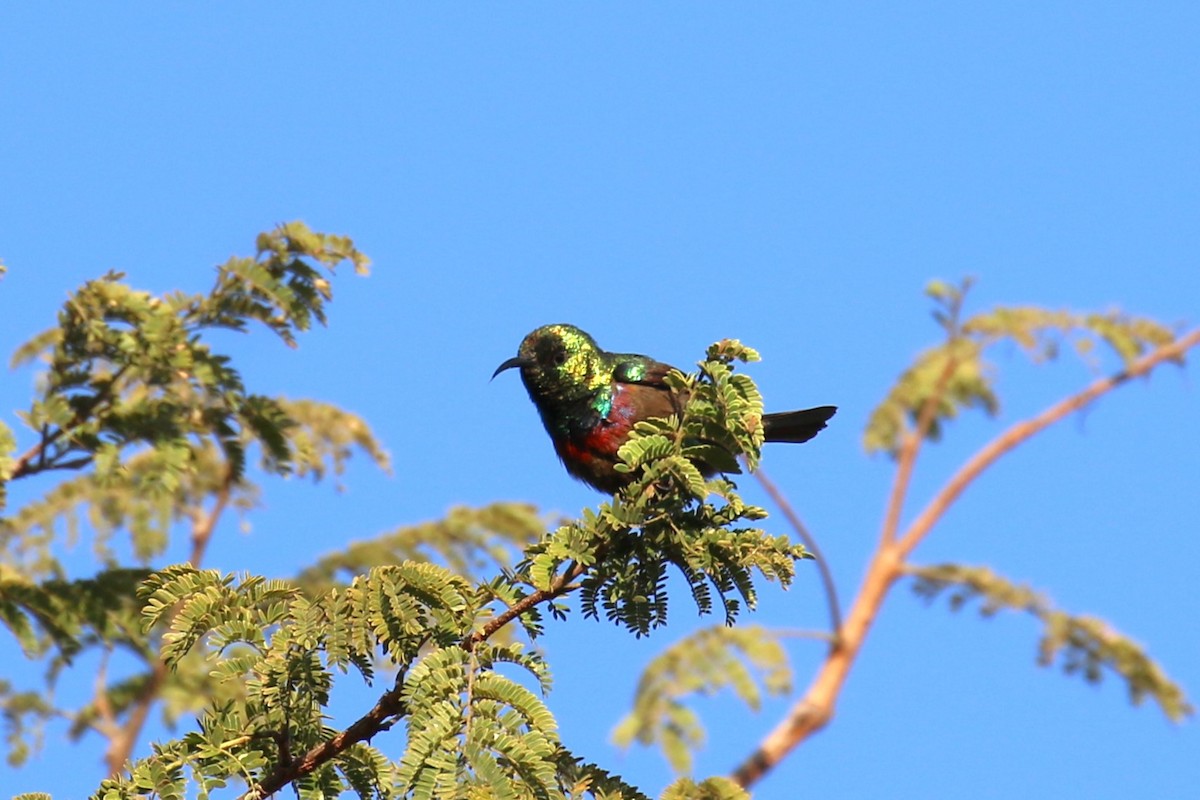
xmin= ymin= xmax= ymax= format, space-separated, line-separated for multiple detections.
xmin=492 ymin=324 xmax=612 ymax=407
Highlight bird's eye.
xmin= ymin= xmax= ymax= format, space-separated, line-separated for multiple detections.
xmin=553 ymin=350 xmax=567 ymax=366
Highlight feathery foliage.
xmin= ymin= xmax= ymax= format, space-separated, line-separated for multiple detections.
xmin=92 ymin=564 xmax=569 ymax=799
xmin=908 ymin=563 xmax=1192 ymax=721
xmin=79 ymin=331 xmax=813 ymax=796
xmin=659 ymin=777 xmax=748 ymax=800
xmin=555 ymin=750 xmax=655 ymax=800
xmin=613 ymin=625 xmax=792 ymax=773
xmin=7 ymin=222 xmax=371 ymax=493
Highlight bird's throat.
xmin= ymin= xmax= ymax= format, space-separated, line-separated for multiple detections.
xmin=532 ymin=385 xmax=613 ymax=440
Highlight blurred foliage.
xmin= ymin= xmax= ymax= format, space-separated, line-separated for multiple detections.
xmin=909 ymin=563 xmax=1192 ymax=721
xmin=865 ymin=278 xmax=1180 ymax=456
xmin=0 ymin=225 xmax=388 ymax=779
xmin=660 ymin=778 xmax=748 ymax=800
xmin=295 ymin=503 xmax=548 ymax=597
xmin=613 ymin=625 xmax=792 ymax=774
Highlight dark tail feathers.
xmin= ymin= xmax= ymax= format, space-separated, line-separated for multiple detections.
xmin=763 ymin=405 xmax=837 ymax=444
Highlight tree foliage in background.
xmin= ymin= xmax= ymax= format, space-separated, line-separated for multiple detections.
xmin=0 ymin=230 xmax=1194 ymax=800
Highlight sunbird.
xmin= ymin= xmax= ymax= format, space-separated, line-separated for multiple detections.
xmin=493 ymin=324 xmax=836 ymax=493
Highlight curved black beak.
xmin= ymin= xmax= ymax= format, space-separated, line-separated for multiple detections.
xmin=491 ymin=356 xmax=530 ymax=380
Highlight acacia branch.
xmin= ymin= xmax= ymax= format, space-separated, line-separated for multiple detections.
xmin=239 ymin=558 xmax=590 ymax=799
xmin=91 ymin=651 xmax=119 ymax=740
xmin=240 ymin=678 xmax=408 ymax=800
xmin=881 ymin=350 xmax=959 ymax=544
xmin=896 ymin=326 xmax=1199 ymax=558
xmin=731 ymin=327 xmax=1199 ymax=789
xmin=466 ymin=560 xmax=588 ymax=650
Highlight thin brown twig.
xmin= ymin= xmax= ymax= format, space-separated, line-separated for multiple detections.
xmin=9 ymin=428 xmax=66 ymax=481
xmin=466 ymin=559 xmax=587 ymax=650
xmin=8 ymin=367 xmax=129 ymax=481
xmin=729 ymin=531 xmax=901 ymax=788
xmin=730 ymin=327 xmax=1199 ymax=789
xmin=733 ymin=324 xmax=965 ymax=785
xmin=190 ymin=478 xmax=231 ymax=566
xmin=751 ymin=467 xmax=842 ymax=640
xmin=881 ymin=287 xmax=969 ymax=544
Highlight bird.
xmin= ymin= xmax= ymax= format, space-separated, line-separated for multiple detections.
xmin=493 ymin=323 xmax=836 ymax=493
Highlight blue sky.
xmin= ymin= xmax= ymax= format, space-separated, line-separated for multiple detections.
xmin=1 ymin=4 xmax=1198 ymax=798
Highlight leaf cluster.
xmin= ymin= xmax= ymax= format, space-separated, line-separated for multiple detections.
xmin=612 ymin=625 xmax=792 ymax=773
xmin=0 ymin=229 xmax=819 ymax=798
xmin=0 ymin=225 xmax=390 ymax=769
xmin=865 ymin=279 xmax=1180 ymax=456
xmin=83 ymin=338 xmax=812 ymax=797
xmin=909 ymin=563 xmax=1192 ymax=720
xmin=89 ymin=563 xmax=562 ymax=799
xmin=2 ymin=221 xmax=373 ymax=500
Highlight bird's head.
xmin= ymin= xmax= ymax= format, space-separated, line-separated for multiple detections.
xmin=493 ymin=324 xmax=609 ymax=406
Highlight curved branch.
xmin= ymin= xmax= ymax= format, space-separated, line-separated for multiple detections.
xmin=9 ymin=427 xmax=68 ymax=481
xmin=883 ymin=284 xmax=968 ymax=545
xmin=731 ymin=327 xmax=1199 ymax=789
xmin=751 ymin=468 xmax=842 ymax=639
xmin=896 ymin=327 xmax=1200 ymax=558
